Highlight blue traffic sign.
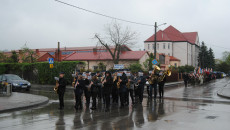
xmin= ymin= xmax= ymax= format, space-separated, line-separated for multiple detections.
xmin=152 ymin=59 xmax=158 ymax=65
xmin=48 ymin=58 xmax=54 ymax=64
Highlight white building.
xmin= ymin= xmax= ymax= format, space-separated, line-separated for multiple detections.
xmin=144 ymin=25 xmax=200 ymax=67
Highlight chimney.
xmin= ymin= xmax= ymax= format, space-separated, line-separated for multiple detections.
xmin=93 ymin=48 xmax=97 ymax=55
xmin=36 ymin=49 xmax=39 ymax=55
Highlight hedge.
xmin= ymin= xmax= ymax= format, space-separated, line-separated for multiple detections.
xmin=0 ymin=61 xmax=84 ymax=85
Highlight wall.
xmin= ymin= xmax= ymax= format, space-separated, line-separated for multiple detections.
xmin=170 ymin=60 xmax=180 ymax=67
xmin=85 ymin=60 xmax=139 ymax=70
xmin=83 ymin=53 xmax=148 ymax=71
xmin=173 ymin=42 xmax=188 ymax=66
xmin=144 ymin=42 xmax=172 ymax=56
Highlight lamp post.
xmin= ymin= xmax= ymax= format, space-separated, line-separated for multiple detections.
xmin=154 ymin=22 xmax=167 ymax=59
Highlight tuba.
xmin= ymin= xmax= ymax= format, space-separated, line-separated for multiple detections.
xmin=159 ymin=69 xmax=171 ymax=82
xmin=54 ymin=77 xmax=59 ymax=93
xmin=148 ymin=65 xmax=160 ymax=84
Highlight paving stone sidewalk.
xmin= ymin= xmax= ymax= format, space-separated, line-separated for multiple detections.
xmin=0 ymin=92 xmax=49 ymax=113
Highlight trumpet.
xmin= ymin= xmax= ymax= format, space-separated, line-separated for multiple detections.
xmin=117 ymin=77 xmax=121 ymax=89
xmin=148 ymin=65 xmax=161 ymax=84
xmin=54 ymin=77 xmax=59 ymax=93
xmin=72 ymin=74 xmax=77 ymax=88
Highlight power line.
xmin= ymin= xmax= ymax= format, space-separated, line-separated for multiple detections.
xmin=54 ymin=0 xmax=154 ymax=26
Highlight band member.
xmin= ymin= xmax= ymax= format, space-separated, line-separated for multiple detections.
xmin=112 ymin=71 xmax=119 ymax=103
xmin=127 ymin=72 xmax=134 ymax=105
xmin=101 ymin=71 xmax=106 ymax=104
xmin=182 ymin=72 xmax=189 ymax=87
xmin=133 ymin=72 xmax=139 ymax=100
xmin=96 ymin=72 xmax=102 ymax=101
xmin=158 ymin=70 xmax=166 ymax=98
xmin=57 ymin=72 xmax=67 ymax=110
xmin=149 ymin=69 xmax=159 ymax=100
xmin=137 ymin=71 xmax=146 ymax=104
xmin=119 ymin=72 xmax=128 ymax=108
xmin=103 ymin=71 xmax=113 ymax=112
xmin=90 ymin=74 xmax=98 ymax=110
xmin=74 ymin=74 xmax=84 ymax=110
xmin=84 ymin=72 xmax=91 ymax=107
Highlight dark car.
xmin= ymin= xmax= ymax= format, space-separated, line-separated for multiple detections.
xmin=0 ymin=74 xmax=31 ymax=91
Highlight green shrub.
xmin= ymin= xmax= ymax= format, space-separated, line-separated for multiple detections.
xmin=0 ymin=61 xmax=85 ymax=85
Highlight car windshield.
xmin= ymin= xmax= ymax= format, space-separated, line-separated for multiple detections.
xmin=6 ymin=75 xmax=22 ymax=80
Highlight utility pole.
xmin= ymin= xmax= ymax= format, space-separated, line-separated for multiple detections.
xmin=154 ymin=22 xmax=157 ymax=59
xmin=58 ymin=42 xmax=60 ymax=62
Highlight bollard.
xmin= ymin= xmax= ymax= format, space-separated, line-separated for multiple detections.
xmin=6 ymin=84 xmax=12 ymax=96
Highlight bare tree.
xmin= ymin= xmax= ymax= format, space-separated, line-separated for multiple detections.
xmin=21 ymin=44 xmax=38 ymax=63
xmin=95 ymin=22 xmax=137 ymax=64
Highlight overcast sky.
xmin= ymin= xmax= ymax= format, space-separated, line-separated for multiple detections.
xmin=1 ymin=0 xmax=230 ymax=58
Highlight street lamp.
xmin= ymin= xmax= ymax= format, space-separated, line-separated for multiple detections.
xmin=154 ymin=22 xmax=167 ymax=59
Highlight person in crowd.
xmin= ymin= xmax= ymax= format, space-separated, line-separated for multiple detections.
xmin=57 ymin=72 xmax=67 ymax=110
xmin=149 ymin=70 xmax=159 ymax=100
xmin=158 ymin=70 xmax=166 ymax=99
xmin=112 ymin=72 xmax=119 ymax=104
xmin=90 ymin=75 xmax=98 ymax=110
xmin=74 ymin=74 xmax=84 ymax=110
xmin=137 ymin=72 xmax=146 ymax=104
xmin=182 ymin=72 xmax=189 ymax=87
xmin=84 ymin=72 xmax=91 ymax=107
xmin=199 ymin=73 xmax=204 ymax=85
xmin=103 ymin=71 xmax=113 ymax=112
xmin=119 ymin=72 xmax=128 ymax=108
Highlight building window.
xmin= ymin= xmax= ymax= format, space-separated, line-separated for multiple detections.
xmin=93 ymin=66 xmax=98 ymax=70
xmin=157 ymin=43 xmax=159 ymax=50
xmin=163 ymin=43 xmax=166 ymax=49
xmin=152 ymin=44 xmax=155 ymax=50
xmin=148 ymin=44 xmax=150 ymax=50
xmin=159 ymin=55 xmax=165 ymax=64
xmin=174 ymin=63 xmax=177 ymax=67
xmin=168 ymin=43 xmax=170 ymax=49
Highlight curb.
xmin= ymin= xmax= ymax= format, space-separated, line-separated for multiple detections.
xmin=217 ymin=90 xmax=230 ymax=99
xmin=143 ymin=94 xmax=230 ymax=104
xmin=0 ymin=95 xmax=49 ymax=114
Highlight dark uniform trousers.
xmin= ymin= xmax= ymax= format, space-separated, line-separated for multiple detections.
xmin=158 ymin=82 xmax=165 ymax=98
xmin=138 ymin=85 xmax=144 ymax=103
xmin=112 ymin=85 xmax=118 ymax=103
xmin=75 ymin=89 xmax=83 ymax=109
xmin=58 ymin=92 xmax=65 ymax=108
xmin=127 ymin=89 xmax=134 ymax=104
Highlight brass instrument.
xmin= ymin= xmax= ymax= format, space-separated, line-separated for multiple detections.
xmin=126 ymin=78 xmax=131 ymax=89
xmin=117 ymin=77 xmax=121 ymax=89
xmin=72 ymin=74 xmax=77 ymax=88
xmin=54 ymin=77 xmax=59 ymax=93
xmin=159 ymin=69 xmax=172 ymax=82
xmin=148 ymin=65 xmax=161 ymax=84
xmin=101 ymin=76 xmax=106 ymax=87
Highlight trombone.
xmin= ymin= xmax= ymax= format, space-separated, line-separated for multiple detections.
xmin=54 ymin=77 xmax=59 ymax=93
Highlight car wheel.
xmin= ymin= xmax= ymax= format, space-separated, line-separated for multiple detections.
xmin=26 ymin=88 xmax=30 ymax=91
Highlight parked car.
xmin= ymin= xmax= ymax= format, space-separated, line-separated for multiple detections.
xmin=0 ymin=74 xmax=31 ymax=91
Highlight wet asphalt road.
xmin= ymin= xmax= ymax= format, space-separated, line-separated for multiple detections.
xmin=0 ymin=78 xmax=230 ymax=130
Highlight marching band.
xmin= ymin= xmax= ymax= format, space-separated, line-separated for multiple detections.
xmin=54 ymin=66 xmax=171 ymax=111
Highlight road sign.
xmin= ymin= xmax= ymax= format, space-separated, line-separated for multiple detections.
xmin=152 ymin=59 xmax=158 ymax=65
xmin=50 ymin=64 xmax=54 ymax=69
xmin=48 ymin=58 xmax=54 ymax=64
xmin=114 ymin=64 xmax=124 ymax=69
